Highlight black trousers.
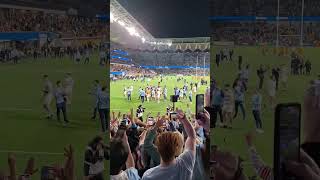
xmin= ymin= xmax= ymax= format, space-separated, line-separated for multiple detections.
xmin=84 ymin=57 xmax=90 ymax=64
xmin=252 ymin=110 xmax=262 ymax=129
xmin=92 ymin=107 xmax=97 ymax=119
xmin=212 ymin=105 xmax=223 ymax=128
xmin=98 ymin=108 xmax=109 ymax=132
xmin=56 ymin=102 xmax=68 ymax=122
xmin=258 ymin=77 xmax=264 ymax=89
xmin=234 ymin=101 xmax=246 ymax=120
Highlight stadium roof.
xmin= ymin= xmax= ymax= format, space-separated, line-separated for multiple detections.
xmin=110 ymin=0 xmax=210 ymax=49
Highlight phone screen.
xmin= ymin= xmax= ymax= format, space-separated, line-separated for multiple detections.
xmin=147 ymin=117 xmax=154 ymax=126
xmin=196 ymin=94 xmax=205 ymax=119
xmin=170 ymin=112 xmax=177 ymax=120
xmin=275 ymin=104 xmax=301 ymax=180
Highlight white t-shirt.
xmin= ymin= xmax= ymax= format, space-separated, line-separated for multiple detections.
xmin=111 ymin=167 xmax=141 ymax=180
xmin=44 ymin=80 xmax=53 ymax=94
xmin=142 ymin=150 xmax=195 ymax=180
xmin=63 ymin=77 xmax=74 ymax=90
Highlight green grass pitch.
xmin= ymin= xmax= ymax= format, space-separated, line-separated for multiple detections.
xmin=110 ymin=75 xmax=209 ymax=119
xmin=211 ymin=47 xmax=320 ymax=178
xmin=0 ymin=54 xmax=108 ymax=179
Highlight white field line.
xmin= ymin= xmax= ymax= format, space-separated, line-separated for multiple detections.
xmin=0 ymin=107 xmax=33 ymax=111
xmin=0 ymin=150 xmax=63 ymax=155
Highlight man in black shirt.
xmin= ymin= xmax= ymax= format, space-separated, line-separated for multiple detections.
xmin=272 ymin=67 xmax=280 ymax=90
xmin=229 ymin=49 xmax=234 ymax=61
xmin=257 ymin=65 xmax=267 ymax=89
xmin=216 ymin=53 xmax=221 ymax=67
xmin=305 ymin=59 xmax=312 ymax=75
xmin=238 ymin=56 xmax=242 ymax=71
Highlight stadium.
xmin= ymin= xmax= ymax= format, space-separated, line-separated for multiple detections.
xmin=0 ymin=0 xmax=108 ymax=179
xmin=210 ymin=0 xmax=320 ymax=179
xmin=110 ymin=0 xmax=210 ymax=115
xmin=110 ymin=0 xmax=211 ymax=179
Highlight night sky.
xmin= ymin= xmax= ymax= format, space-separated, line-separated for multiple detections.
xmin=117 ymin=0 xmax=210 ymax=38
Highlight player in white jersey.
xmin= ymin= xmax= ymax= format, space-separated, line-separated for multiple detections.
xmin=63 ymin=73 xmax=74 ymax=105
xmin=151 ymin=88 xmax=156 ymax=101
xmin=179 ymin=88 xmax=184 ymax=99
xmin=280 ymin=64 xmax=288 ymax=89
xmin=99 ymin=50 xmax=106 ymax=65
xmin=267 ymin=75 xmax=277 ymax=108
xmin=123 ymin=87 xmax=127 ymax=98
xmin=163 ymin=86 xmax=168 ymax=100
xmin=75 ymin=50 xmax=81 ymax=63
xmin=89 ymin=80 xmax=101 ymax=120
xmin=192 ymin=86 xmax=197 ymax=93
xmin=156 ymin=87 xmax=161 ymax=103
xmin=84 ymin=48 xmax=90 ymax=64
xmin=42 ymin=75 xmax=53 ymax=119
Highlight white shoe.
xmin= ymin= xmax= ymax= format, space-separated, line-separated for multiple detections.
xmin=256 ymin=129 xmax=264 ymax=133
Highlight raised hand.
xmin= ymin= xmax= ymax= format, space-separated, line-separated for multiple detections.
xmin=8 ymin=153 xmax=16 ymax=180
xmin=24 ymin=157 xmax=38 ymax=176
xmin=286 ymin=149 xmax=320 ymax=180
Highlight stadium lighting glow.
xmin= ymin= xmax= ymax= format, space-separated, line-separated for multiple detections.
xmin=127 ymin=27 xmax=137 ymax=36
xmin=110 ymin=13 xmax=114 ymax=23
xmin=118 ymin=20 xmax=125 ymax=27
xmin=168 ymin=42 xmax=172 ymax=47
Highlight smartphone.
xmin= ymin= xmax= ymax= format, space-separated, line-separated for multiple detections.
xmin=147 ymin=117 xmax=154 ymax=126
xmin=41 ymin=166 xmax=55 ymax=180
xmin=274 ymin=103 xmax=301 ymax=180
xmin=196 ymin=94 xmax=205 ymax=119
xmin=170 ymin=112 xmax=177 ymax=120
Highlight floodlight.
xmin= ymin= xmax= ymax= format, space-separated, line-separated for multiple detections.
xmin=127 ymin=27 xmax=136 ymax=36
xmin=118 ymin=21 xmax=125 ymax=27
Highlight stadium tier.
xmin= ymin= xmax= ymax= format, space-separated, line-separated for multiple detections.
xmin=211 ymin=19 xmax=320 ymax=47
xmin=210 ymin=0 xmax=320 ymax=16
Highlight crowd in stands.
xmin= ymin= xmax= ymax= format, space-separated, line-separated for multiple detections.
xmin=0 ymin=8 xmax=107 ymax=38
xmin=211 ymin=0 xmax=320 ymax=16
xmin=110 ymin=97 xmax=210 ymax=179
xmin=130 ymin=51 xmax=210 ymax=67
xmin=111 ymin=64 xmax=156 ymax=80
xmin=212 ymin=22 xmax=320 ymax=46
xmin=110 ymin=63 xmax=209 ymax=81
xmin=0 ymin=42 xmax=107 ymax=64
xmin=110 ymin=44 xmax=210 ymax=67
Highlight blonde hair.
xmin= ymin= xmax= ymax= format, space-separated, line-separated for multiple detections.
xmin=156 ymin=131 xmax=184 ymax=163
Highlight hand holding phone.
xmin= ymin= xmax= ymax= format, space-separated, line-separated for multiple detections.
xmin=196 ymin=94 xmax=205 ymax=119
xmin=274 ymin=103 xmax=301 ymax=180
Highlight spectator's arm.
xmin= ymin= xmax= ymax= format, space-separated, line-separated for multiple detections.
xmin=177 ymin=109 xmax=196 ymax=153
xmin=8 ymin=154 xmax=17 ymax=180
xmin=112 ymin=111 xmax=115 ymax=121
xmin=143 ymin=119 xmax=162 ymax=165
xmin=123 ymin=133 xmax=135 ymax=168
xmin=248 ymin=147 xmax=273 ymax=180
xmin=245 ymin=134 xmax=272 ymax=180
xmin=139 ymin=130 xmax=147 ymax=146
xmin=63 ymin=145 xmax=75 ymax=180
